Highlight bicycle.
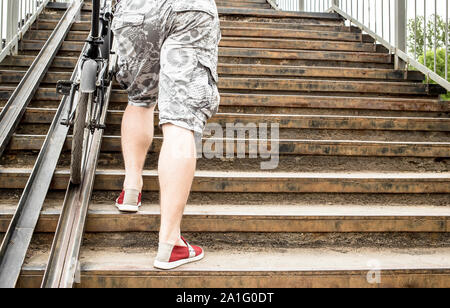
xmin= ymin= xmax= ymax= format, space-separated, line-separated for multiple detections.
xmin=56 ymin=0 xmax=114 ymax=184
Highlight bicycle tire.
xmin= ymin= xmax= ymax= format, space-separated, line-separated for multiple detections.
xmin=70 ymin=92 xmax=89 ymax=184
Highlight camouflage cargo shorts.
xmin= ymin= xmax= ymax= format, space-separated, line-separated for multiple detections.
xmin=111 ymin=0 xmax=221 ymax=134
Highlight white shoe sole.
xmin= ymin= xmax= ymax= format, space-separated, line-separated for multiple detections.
xmin=153 ymin=251 xmax=205 ymax=270
xmin=115 ymin=202 xmax=141 ymax=213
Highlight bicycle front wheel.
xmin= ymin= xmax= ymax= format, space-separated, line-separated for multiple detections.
xmin=70 ymin=92 xmax=89 ymax=184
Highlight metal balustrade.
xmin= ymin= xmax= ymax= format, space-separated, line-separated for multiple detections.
xmin=272 ymin=0 xmax=450 ymax=92
xmin=0 ymin=0 xmax=73 ymax=63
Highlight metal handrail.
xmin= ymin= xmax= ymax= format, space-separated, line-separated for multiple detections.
xmin=272 ymin=0 xmax=450 ymax=93
xmin=0 ymin=0 xmax=73 ymax=63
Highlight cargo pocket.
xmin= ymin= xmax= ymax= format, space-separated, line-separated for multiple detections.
xmin=111 ymin=11 xmax=145 ymax=55
xmin=111 ymin=11 xmax=145 ymax=33
xmin=191 ymin=58 xmax=220 ymax=119
xmin=160 ymin=43 xmax=199 ymax=104
xmin=111 ymin=11 xmax=145 ymax=89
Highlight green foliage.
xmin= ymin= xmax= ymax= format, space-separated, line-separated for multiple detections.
xmin=418 ymin=48 xmax=450 ymax=79
xmin=418 ymin=49 xmax=450 ymax=100
xmin=408 ymin=16 xmax=449 ymax=100
xmin=407 ymin=15 xmax=448 ymax=57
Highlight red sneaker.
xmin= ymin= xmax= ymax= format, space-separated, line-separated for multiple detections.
xmin=115 ymin=189 xmax=142 ymax=213
xmin=153 ymin=237 xmax=204 ymax=270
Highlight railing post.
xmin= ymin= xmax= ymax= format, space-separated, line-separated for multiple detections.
xmin=5 ymin=0 xmax=19 ymax=56
xmin=33 ymin=0 xmax=37 ymax=17
xmin=395 ymin=0 xmax=407 ymax=69
xmin=298 ymin=0 xmax=304 ymax=11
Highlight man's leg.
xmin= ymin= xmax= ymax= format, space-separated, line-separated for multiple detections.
xmin=158 ymin=123 xmax=197 ymax=247
xmin=122 ymin=104 xmax=155 ymax=191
